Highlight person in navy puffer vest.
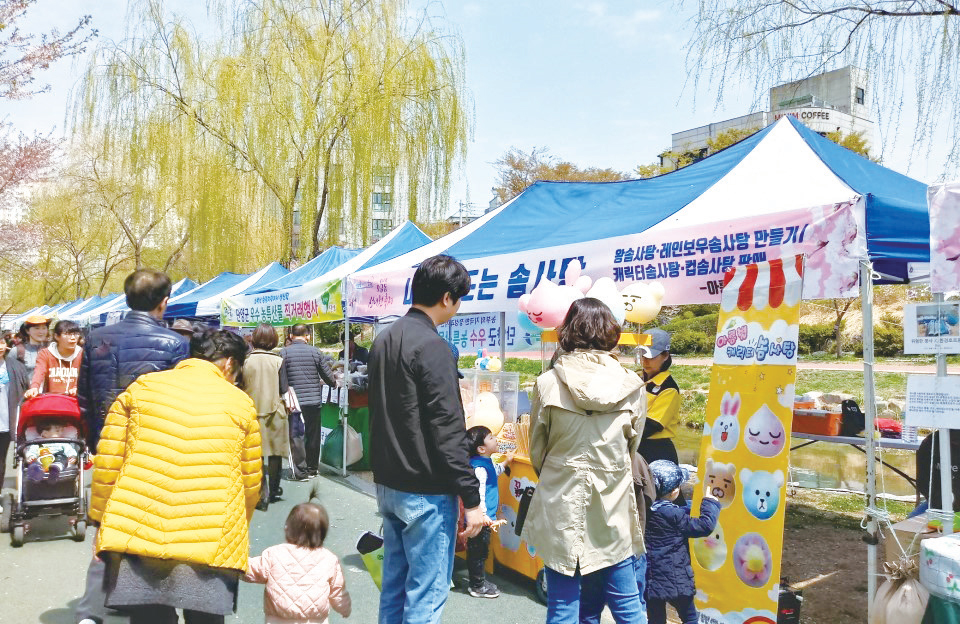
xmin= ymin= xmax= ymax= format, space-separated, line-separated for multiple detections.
xmin=644 ymin=460 xmax=720 ymax=624
xmin=466 ymin=425 xmax=514 ymax=599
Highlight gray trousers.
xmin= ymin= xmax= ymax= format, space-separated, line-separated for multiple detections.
xmin=288 ymin=412 xmax=308 ymax=478
xmin=76 ymin=556 xmax=108 ymax=622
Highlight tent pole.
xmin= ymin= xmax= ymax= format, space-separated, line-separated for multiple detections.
xmin=935 ymin=292 xmax=954 ymax=530
xmin=861 ymin=260 xmax=878 ymax=620
xmin=341 ymin=281 xmax=350 ymax=478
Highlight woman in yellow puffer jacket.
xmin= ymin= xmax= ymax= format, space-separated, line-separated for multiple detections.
xmin=89 ymin=329 xmax=261 ymax=624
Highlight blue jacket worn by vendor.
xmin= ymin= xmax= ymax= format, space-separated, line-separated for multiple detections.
xmin=77 ymin=311 xmax=189 ymax=449
xmin=279 ymin=342 xmax=338 ymax=407
xmin=369 ymin=307 xmax=480 ymax=509
xmin=645 ymin=496 xmax=721 ymax=600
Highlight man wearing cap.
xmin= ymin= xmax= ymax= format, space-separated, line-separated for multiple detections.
xmin=637 ymin=328 xmax=683 ymax=471
xmin=9 ymin=314 xmax=51 ymax=379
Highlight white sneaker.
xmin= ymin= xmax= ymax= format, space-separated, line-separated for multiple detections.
xmin=78 ymin=619 xmax=99 ymax=624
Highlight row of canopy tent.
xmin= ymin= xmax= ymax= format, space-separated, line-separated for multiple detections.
xmin=339 ymin=116 xmax=931 ymax=620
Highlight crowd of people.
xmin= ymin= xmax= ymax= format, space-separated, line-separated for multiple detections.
xmin=0 ymin=257 xmax=718 ymax=624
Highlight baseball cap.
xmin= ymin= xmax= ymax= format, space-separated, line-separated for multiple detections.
xmin=24 ymin=314 xmax=50 ymax=326
xmin=640 ymin=328 xmax=671 ymax=358
xmin=649 ymin=459 xmax=689 ymax=499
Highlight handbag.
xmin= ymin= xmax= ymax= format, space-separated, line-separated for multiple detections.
xmin=356 ymin=530 xmax=385 ymax=590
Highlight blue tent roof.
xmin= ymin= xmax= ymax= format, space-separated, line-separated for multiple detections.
xmin=443 ymin=117 xmax=928 ymax=283
xmin=63 ymin=294 xmax=123 ymax=320
xmin=166 ymin=263 xmax=289 ymax=319
xmin=358 ymin=222 xmax=431 ymax=271
xmin=789 ymin=119 xmax=929 ymax=281
xmin=249 ymin=246 xmax=362 ymax=294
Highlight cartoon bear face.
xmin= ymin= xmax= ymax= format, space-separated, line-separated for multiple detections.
xmin=704 ymin=458 xmax=737 ymax=509
xmin=740 ymin=468 xmax=784 ymax=520
xmin=620 ymin=281 xmax=665 ymax=325
xmin=693 ymin=520 xmax=727 ymax=572
xmin=744 ymin=405 xmax=786 ymax=458
xmin=711 ymin=391 xmax=741 ymax=452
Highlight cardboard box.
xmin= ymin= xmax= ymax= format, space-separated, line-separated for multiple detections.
xmin=883 ymin=513 xmax=943 ymax=564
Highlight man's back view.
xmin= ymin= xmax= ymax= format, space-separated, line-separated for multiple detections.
xmin=75 ymin=269 xmax=189 ymax=624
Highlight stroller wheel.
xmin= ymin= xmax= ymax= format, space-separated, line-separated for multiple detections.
xmin=11 ymin=524 xmax=24 ymax=547
xmin=73 ymin=520 xmax=87 ymax=542
xmin=0 ymin=493 xmax=12 ymax=533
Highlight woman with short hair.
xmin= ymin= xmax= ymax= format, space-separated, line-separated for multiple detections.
xmin=243 ymin=322 xmax=289 ymax=510
xmin=90 ymin=329 xmax=261 ymax=624
xmin=524 ymin=297 xmax=647 ymax=623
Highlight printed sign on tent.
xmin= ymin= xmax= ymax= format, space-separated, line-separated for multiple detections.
xmin=903 ymin=302 xmax=960 ymax=355
xmin=437 ymin=313 xmax=541 ymax=354
xmin=221 ymin=280 xmax=342 ymax=327
xmin=693 ymin=255 xmax=803 ymax=624
xmin=929 ymin=182 xmax=960 ymax=293
xmin=347 ymin=200 xmax=862 ymax=318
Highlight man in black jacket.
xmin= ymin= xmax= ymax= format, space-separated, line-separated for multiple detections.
xmin=370 ymin=255 xmax=483 ymax=623
xmin=75 ymin=269 xmax=189 ymax=624
xmin=280 ymin=323 xmax=338 ymax=477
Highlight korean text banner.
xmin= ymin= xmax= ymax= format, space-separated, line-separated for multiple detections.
xmin=692 ymin=255 xmax=803 ymax=624
xmin=929 ymin=181 xmax=960 ymax=293
xmin=438 ymin=313 xmax=542 ymax=355
xmin=221 ymin=280 xmax=342 ymax=327
xmin=347 ymin=201 xmax=862 ymax=318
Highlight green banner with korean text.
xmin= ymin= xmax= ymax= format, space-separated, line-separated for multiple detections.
xmin=221 ymin=279 xmax=343 ymax=327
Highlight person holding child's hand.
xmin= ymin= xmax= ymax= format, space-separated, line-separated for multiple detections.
xmin=466 ymin=425 xmax=512 ymax=598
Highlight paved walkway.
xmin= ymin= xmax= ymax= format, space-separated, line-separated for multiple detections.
xmin=0 ymin=469 xmax=550 ymax=624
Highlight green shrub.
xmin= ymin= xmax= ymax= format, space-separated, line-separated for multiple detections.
xmin=798 ymin=323 xmax=836 ymax=354
xmin=669 ymin=327 xmax=714 ymax=355
xmin=847 ymin=324 xmax=903 ymax=357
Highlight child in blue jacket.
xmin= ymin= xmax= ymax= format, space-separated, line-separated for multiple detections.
xmin=645 ymin=460 xmax=720 ymax=624
xmin=466 ymin=425 xmax=513 ymax=599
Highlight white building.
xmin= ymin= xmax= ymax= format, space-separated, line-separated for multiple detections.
xmin=665 ymin=66 xmax=873 ymax=166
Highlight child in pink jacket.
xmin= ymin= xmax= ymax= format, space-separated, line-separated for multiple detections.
xmin=245 ymin=503 xmax=352 ymax=624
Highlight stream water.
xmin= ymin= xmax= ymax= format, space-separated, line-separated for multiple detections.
xmin=673 ymin=426 xmax=918 ymax=498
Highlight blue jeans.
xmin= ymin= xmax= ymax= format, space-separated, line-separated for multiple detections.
xmin=545 ymin=556 xmax=644 ymax=624
xmin=579 ymin=554 xmax=647 ymax=624
xmin=376 ymin=484 xmax=457 ymax=624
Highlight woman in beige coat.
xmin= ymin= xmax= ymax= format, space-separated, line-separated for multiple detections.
xmin=243 ymin=323 xmax=290 ymax=511
xmin=524 ymin=298 xmax=646 ymax=624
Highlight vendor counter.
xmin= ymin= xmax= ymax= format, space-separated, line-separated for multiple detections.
xmin=319 ymin=387 xmax=371 ymax=470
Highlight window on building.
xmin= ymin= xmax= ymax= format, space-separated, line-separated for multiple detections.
xmin=855 ymin=87 xmax=865 ymax=105
xmin=373 ymin=167 xmax=393 ymax=188
xmin=372 ymin=192 xmax=392 ymax=209
xmin=372 ymin=218 xmax=394 ymax=238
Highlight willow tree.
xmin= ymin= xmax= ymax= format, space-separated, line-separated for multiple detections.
xmin=682 ymin=0 xmax=960 ymax=172
xmin=74 ymin=0 xmax=469 ymax=266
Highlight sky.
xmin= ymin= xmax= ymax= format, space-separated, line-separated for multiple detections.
xmin=2 ymin=0 xmax=955 ymax=219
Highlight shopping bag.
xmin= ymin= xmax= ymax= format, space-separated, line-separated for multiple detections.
xmin=357 ymin=531 xmax=385 ymax=590
xmin=321 ymin=423 xmax=363 ymax=468
xmin=871 ymin=558 xmax=929 ymax=624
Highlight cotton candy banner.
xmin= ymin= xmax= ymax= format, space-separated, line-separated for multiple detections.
xmin=347 ymin=200 xmax=861 ymax=317
xmin=692 ymin=255 xmax=803 ymax=624
xmin=221 ymin=279 xmax=342 ymax=327
xmin=929 ymin=181 xmax=960 ymax=293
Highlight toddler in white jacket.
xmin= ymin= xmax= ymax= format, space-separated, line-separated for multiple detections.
xmin=245 ymin=503 xmax=352 ymax=624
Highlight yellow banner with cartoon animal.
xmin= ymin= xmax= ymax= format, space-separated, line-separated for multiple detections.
xmin=692 ymin=255 xmax=804 ymax=624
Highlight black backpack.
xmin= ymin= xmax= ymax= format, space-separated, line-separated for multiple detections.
xmin=839 ymin=399 xmax=865 ymax=437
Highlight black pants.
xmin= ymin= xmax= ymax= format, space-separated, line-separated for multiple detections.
xmin=288 ymin=413 xmax=308 ymax=478
xmin=302 ymin=404 xmax=324 ymax=471
xmin=466 ymin=526 xmax=492 ymax=588
xmin=127 ymin=605 xmax=224 ymax=624
xmin=647 ymin=595 xmax=697 ymax=624
xmin=0 ymin=431 xmax=9 ymax=490
xmin=260 ymin=456 xmax=282 ymax=501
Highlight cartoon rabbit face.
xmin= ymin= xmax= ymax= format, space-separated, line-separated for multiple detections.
xmin=712 ymin=392 xmax=741 ymax=452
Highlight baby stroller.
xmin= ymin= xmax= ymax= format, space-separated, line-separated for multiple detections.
xmin=0 ymin=394 xmax=88 ymax=546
